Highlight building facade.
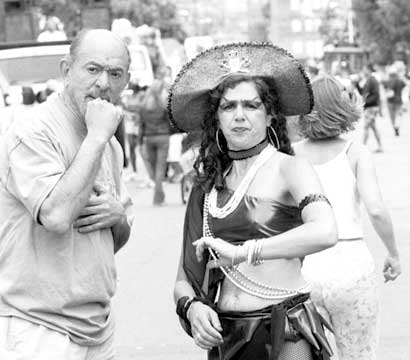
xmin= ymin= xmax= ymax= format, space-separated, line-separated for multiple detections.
xmin=174 ymin=0 xmax=268 ymax=43
xmin=269 ymin=0 xmax=350 ymax=60
xmin=173 ymin=0 xmax=351 ymax=59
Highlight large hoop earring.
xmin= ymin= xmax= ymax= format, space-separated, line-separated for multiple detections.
xmin=216 ymin=128 xmax=225 ymax=153
xmin=267 ymin=126 xmax=280 ymax=150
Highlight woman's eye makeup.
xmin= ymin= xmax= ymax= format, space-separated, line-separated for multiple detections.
xmin=243 ymin=100 xmax=262 ymax=109
xmin=219 ymin=102 xmax=236 ymax=111
xmin=219 ymin=100 xmax=263 ymax=111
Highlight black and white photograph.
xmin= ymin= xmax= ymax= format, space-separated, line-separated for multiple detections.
xmin=0 ymin=0 xmax=408 ymax=359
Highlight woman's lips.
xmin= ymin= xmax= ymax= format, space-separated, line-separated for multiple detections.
xmin=232 ymin=127 xmax=249 ymax=132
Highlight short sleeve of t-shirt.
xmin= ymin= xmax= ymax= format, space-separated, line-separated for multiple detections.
xmin=6 ymin=132 xmax=65 ymax=222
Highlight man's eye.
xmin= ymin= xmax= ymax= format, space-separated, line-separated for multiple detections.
xmin=110 ymin=71 xmax=122 ymax=79
xmin=87 ymin=67 xmax=98 ymax=74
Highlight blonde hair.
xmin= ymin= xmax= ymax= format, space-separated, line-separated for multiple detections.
xmin=299 ymin=75 xmax=363 ymax=139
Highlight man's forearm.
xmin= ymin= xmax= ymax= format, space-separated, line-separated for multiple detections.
xmin=39 ymin=136 xmax=106 ymax=233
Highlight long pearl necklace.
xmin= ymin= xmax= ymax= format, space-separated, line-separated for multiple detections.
xmin=208 ymin=145 xmax=276 ymax=218
xmin=203 ymin=156 xmax=310 ymax=299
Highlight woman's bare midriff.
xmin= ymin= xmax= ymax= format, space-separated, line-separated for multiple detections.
xmin=217 ymin=258 xmax=307 ymax=312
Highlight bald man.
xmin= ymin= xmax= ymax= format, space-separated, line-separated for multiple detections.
xmin=0 ymin=29 xmax=132 ymax=359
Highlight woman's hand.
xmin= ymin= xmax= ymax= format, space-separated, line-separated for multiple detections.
xmin=187 ymin=301 xmax=223 ymax=350
xmin=383 ymin=255 xmax=402 ymax=282
xmin=193 ymin=237 xmax=245 ymax=268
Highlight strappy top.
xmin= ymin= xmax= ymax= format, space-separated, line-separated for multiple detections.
xmin=313 ymin=141 xmax=363 ymax=239
xmin=211 ymin=188 xmax=303 ymax=244
xmin=181 ymin=185 xmax=304 ymax=300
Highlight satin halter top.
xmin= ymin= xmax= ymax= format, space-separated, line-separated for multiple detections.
xmin=210 ymin=188 xmax=303 ymax=244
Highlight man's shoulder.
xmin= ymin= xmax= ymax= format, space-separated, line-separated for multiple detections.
xmin=9 ymin=106 xmax=47 ymax=139
xmin=5 ymin=99 xmax=60 ymax=150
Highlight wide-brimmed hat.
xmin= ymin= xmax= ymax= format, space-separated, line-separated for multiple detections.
xmin=168 ymin=42 xmax=313 ymax=132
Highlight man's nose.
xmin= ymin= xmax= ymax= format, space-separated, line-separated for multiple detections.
xmin=96 ymin=71 xmax=110 ymax=90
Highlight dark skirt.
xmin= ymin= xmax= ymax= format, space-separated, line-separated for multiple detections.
xmin=208 ymin=293 xmax=333 ymax=360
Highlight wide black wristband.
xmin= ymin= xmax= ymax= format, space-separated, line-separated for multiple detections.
xmin=176 ymin=296 xmax=191 ymax=322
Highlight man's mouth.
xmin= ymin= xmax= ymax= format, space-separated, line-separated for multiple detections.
xmin=86 ymin=95 xmax=111 ymax=102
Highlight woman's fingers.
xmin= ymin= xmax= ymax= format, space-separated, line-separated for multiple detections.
xmin=208 ymin=309 xmax=223 ymax=332
xmin=193 ymin=237 xmax=215 ymax=261
xmin=193 ymin=238 xmax=206 ymax=261
xmin=206 ymin=258 xmax=231 ymax=269
xmin=383 ymin=256 xmax=402 ymax=282
xmin=189 ymin=303 xmax=223 ymax=349
xmin=206 ymin=259 xmax=220 ymax=269
xmin=383 ymin=267 xmax=401 ymax=282
xmin=193 ymin=332 xmax=213 ymax=350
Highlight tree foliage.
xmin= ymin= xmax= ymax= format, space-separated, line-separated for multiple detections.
xmin=35 ymin=0 xmax=80 ymax=37
xmin=353 ymin=0 xmax=410 ymax=65
xmin=34 ymin=0 xmax=186 ymax=41
xmin=319 ymin=5 xmax=349 ymax=46
xmin=111 ymin=0 xmax=186 ymax=42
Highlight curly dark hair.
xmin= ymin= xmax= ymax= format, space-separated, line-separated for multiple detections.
xmin=194 ymin=75 xmax=293 ymax=192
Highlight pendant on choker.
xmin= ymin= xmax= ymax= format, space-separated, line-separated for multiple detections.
xmin=228 ymin=138 xmax=269 ymax=160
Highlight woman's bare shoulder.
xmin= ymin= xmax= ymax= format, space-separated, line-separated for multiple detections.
xmin=276 ymin=151 xmax=315 ymax=180
xmin=347 ymin=140 xmax=371 ymax=164
xmin=291 ymin=139 xmax=308 ymax=155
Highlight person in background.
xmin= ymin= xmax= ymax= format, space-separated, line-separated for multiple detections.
xmin=296 ymin=75 xmax=401 ymax=360
xmin=166 ymin=132 xmax=184 ymax=183
xmin=0 ymin=29 xmax=132 ymax=359
xmin=0 ymin=86 xmax=36 ymax=135
xmin=37 ymin=16 xmax=67 ymax=42
xmin=122 ymin=81 xmax=147 ymax=179
xmin=382 ymin=67 xmax=406 ymax=136
xmin=356 ymin=64 xmax=383 ymax=153
xmin=139 ymin=72 xmax=170 ymax=205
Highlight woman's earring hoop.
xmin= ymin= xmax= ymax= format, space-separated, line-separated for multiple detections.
xmin=267 ymin=126 xmax=280 ymax=150
xmin=216 ymin=128 xmax=224 ymax=153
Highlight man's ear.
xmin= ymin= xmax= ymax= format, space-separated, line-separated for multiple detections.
xmin=59 ymin=56 xmax=71 ymax=79
xmin=125 ymin=72 xmax=131 ymax=85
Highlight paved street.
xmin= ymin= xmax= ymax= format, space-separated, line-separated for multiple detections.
xmin=113 ymin=111 xmax=410 ymax=360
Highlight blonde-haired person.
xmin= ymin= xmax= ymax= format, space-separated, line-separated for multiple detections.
xmin=295 ymin=75 xmax=401 ymax=360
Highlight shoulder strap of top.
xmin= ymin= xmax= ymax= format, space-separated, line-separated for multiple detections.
xmin=343 ymin=140 xmax=353 ymax=154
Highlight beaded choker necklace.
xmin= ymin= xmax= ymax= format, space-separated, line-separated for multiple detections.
xmin=228 ymin=138 xmax=269 ymax=161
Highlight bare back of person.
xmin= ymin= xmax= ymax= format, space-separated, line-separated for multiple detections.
xmin=294 ymin=137 xmax=360 ymax=175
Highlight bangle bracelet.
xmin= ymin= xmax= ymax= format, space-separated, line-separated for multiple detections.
xmin=254 ymin=239 xmax=264 ymax=265
xmin=246 ymin=240 xmax=256 ymax=266
xmin=231 ymin=245 xmax=239 ymax=268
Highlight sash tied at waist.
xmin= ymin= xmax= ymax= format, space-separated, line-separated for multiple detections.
xmin=211 ymin=293 xmax=333 ymax=360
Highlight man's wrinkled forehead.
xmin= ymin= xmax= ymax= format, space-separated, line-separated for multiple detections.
xmin=76 ymin=52 xmax=129 ymax=72
xmin=73 ymin=31 xmax=130 ymax=69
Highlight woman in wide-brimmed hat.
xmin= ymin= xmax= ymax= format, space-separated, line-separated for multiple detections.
xmin=172 ymin=43 xmax=337 ymax=360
